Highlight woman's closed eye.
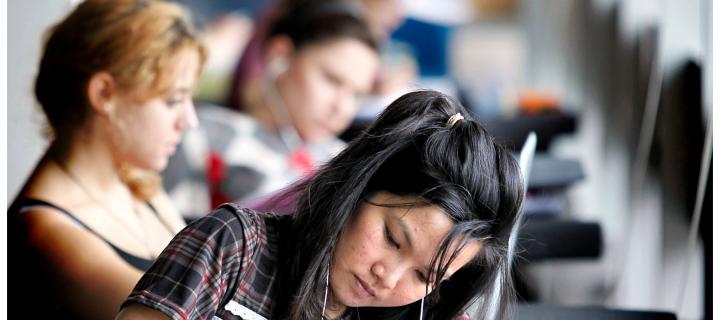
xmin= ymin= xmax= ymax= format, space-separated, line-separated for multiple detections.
xmin=165 ymin=96 xmax=185 ymax=107
xmin=323 ymin=69 xmax=343 ymax=87
xmin=165 ymin=89 xmax=191 ymax=108
xmin=416 ymin=270 xmax=429 ymax=284
xmin=384 ymin=225 xmax=400 ymax=249
xmin=384 ymin=221 xmax=432 ymax=284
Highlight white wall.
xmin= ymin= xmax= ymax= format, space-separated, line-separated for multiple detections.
xmin=516 ymin=0 xmax=708 ymax=318
xmin=7 ymin=0 xmax=71 ymax=200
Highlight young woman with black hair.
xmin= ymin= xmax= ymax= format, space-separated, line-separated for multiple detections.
xmin=164 ymin=1 xmax=379 ymax=216
xmin=117 ymin=90 xmax=524 ymax=320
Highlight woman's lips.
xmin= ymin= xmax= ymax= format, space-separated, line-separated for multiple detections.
xmin=354 ymin=275 xmax=376 ymax=298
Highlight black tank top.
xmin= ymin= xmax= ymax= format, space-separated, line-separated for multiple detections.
xmin=8 ymin=198 xmax=178 ymax=318
xmin=9 ymin=198 xmax=175 ymax=271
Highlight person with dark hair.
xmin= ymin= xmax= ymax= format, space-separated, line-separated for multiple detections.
xmin=117 ymin=90 xmax=524 ymax=320
xmin=8 ymin=0 xmax=206 ymax=318
xmin=164 ymin=1 xmax=380 ymax=217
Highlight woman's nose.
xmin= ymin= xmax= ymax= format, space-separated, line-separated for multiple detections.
xmin=371 ymin=262 xmax=403 ymax=289
xmin=179 ymin=100 xmax=198 ymax=130
xmin=328 ymin=90 xmax=357 ymax=128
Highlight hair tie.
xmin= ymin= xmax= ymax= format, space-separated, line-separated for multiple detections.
xmin=447 ymin=113 xmax=465 ymax=127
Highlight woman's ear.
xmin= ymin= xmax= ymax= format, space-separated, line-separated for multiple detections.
xmin=87 ymin=71 xmax=116 ymax=116
xmin=263 ymin=35 xmax=294 ymax=78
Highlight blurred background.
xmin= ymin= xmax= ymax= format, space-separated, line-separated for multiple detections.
xmin=7 ymin=0 xmax=712 ymax=319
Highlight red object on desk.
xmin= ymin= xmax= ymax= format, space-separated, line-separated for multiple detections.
xmin=207 ymin=151 xmax=231 ymax=209
xmin=289 ymin=147 xmax=314 ymax=174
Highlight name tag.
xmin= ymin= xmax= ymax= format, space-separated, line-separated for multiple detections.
xmin=224 ymin=300 xmax=268 ymax=320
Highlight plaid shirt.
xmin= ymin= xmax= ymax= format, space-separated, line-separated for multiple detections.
xmin=123 ymin=204 xmax=472 ymax=320
xmin=123 ymin=204 xmax=291 ymax=320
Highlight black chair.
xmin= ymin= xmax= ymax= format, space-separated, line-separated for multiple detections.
xmin=517 ymin=218 xmax=602 ymax=261
xmin=483 ymin=110 xmax=578 ymax=152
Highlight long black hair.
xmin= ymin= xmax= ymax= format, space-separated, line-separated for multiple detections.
xmin=277 ymin=90 xmax=524 ymax=319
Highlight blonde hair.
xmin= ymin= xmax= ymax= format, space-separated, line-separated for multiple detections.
xmin=35 ymin=0 xmax=207 ymax=200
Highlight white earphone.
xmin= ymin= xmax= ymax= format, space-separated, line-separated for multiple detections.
xmin=262 ymin=57 xmax=303 ymax=153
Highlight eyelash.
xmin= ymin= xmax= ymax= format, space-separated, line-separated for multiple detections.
xmin=384 ymin=225 xmax=399 ymax=249
xmin=324 ymin=71 xmax=342 ymax=86
xmin=416 ymin=271 xmax=429 ymax=284
xmin=166 ymin=98 xmax=183 ymax=107
xmin=384 ymin=225 xmax=429 ymax=284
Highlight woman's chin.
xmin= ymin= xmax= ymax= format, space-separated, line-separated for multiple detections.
xmin=153 ymin=158 xmax=169 ymax=172
xmin=131 ymin=158 xmax=168 ymax=173
xmin=299 ymin=127 xmax=338 ymax=142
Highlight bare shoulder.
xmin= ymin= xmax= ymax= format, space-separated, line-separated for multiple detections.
xmin=18 ymin=205 xmax=88 ymax=251
xmin=17 ymin=206 xmax=140 ymax=282
xmin=15 ymin=205 xmax=145 ymax=318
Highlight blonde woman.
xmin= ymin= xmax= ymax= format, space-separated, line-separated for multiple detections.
xmin=8 ymin=0 xmax=205 ymax=318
